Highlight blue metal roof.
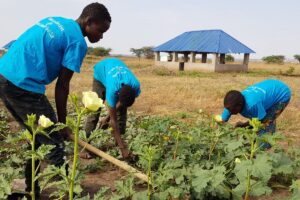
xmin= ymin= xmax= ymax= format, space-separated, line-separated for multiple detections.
xmin=2 ymin=40 xmax=16 ymax=50
xmin=153 ymin=30 xmax=255 ymax=54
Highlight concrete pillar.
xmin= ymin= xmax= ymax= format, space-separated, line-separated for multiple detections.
xmin=220 ymin=54 xmax=225 ymax=64
xmin=243 ymin=53 xmax=250 ymax=65
xmin=201 ymin=53 xmax=207 ymax=63
xmin=154 ymin=52 xmax=160 ymax=61
xmin=172 ymin=52 xmax=178 ymax=62
xmin=212 ymin=53 xmax=218 ymax=69
xmin=183 ymin=53 xmax=189 ymax=62
xmin=190 ymin=52 xmax=196 ymax=63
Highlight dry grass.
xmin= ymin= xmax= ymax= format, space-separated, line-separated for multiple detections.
xmin=46 ymin=57 xmax=300 ymax=143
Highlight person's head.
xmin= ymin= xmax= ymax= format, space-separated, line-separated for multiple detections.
xmin=224 ymin=90 xmax=245 ymax=114
xmin=77 ymin=3 xmax=111 ymax=43
xmin=118 ymin=85 xmax=136 ymax=108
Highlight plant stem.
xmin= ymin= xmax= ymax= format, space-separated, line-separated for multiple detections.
xmin=173 ymin=131 xmax=180 ymax=160
xmin=244 ymin=132 xmax=256 ymax=200
xmin=147 ymin=158 xmax=151 ymax=200
xmin=31 ymin=131 xmax=36 ymax=200
xmin=244 ymin=170 xmax=250 ymax=200
xmin=69 ymin=112 xmax=82 ymax=200
xmin=209 ymin=137 xmax=219 ymax=161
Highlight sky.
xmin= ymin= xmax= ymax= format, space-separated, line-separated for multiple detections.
xmin=0 ymin=0 xmax=300 ymax=59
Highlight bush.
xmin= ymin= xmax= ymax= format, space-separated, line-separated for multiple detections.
xmin=294 ymin=55 xmax=300 ymax=63
xmin=225 ymin=54 xmax=234 ymax=62
xmin=130 ymin=46 xmax=155 ymax=60
xmin=87 ymin=47 xmax=112 ymax=56
xmin=262 ymin=55 xmax=285 ymax=64
xmin=279 ymin=66 xmax=295 ymax=76
xmin=130 ymin=48 xmax=143 ymax=60
xmin=142 ymin=46 xmax=154 ymax=59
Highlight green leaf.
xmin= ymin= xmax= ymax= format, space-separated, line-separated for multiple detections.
xmin=132 ymin=190 xmax=148 ymax=200
xmin=192 ymin=165 xmax=226 ymax=194
xmin=66 ymin=116 xmax=76 ymax=130
xmin=23 ymin=130 xmax=32 ymax=142
xmin=36 ymin=144 xmax=55 ymax=160
xmin=251 ymin=154 xmax=272 ymax=182
xmin=290 ymin=179 xmax=300 ymax=200
xmin=166 ymin=186 xmax=184 ymax=198
xmin=250 ymin=181 xmax=272 ymax=196
xmin=37 ymin=130 xmax=51 ymax=139
xmin=93 ymin=186 xmax=110 ymax=200
xmin=269 ymin=152 xmax=293 ymax=175
xmin=74 ymin=194 xmax=90 ymax=200
xmin=225 ymin=138 xmax=243 ymax=152
xmin=49 ymin=123 xmax=68 ymax=134
xmin=0 ymin=175 xmax=12 ymax=198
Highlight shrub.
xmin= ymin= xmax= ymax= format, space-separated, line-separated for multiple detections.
xmin=262 ymin=55 xmax=285 ymax=64
xmin=87 ymin=47 xmax=112 ymax=56
xmin=294 ymin=55 xmax=300 ymax=63
xmin=130 ymin=46 xmax=155 ymax=60
xmin=225 ymin=54 xmax=234 ymax=62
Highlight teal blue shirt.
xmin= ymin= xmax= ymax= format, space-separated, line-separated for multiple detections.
xmin=0 ymin=17 xmax=87 ymax=94
xmin=93 ymin=58 xmax=141 ymax=108
xmin=222 ymin=80 xmax=291 ymax=121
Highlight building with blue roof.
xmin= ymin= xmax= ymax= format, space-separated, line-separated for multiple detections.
xmin=153 ymin=30 xmax=255 ymax=72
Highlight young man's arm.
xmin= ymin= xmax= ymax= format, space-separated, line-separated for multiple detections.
xmin=55 ymin=67 xmax=74 ymax=139
xmin=109 ymin=107 xmax=130 ymax=159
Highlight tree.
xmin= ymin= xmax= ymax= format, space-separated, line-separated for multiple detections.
xmin=130 ymin=46 xmax=154 ymax=60
xmin=262 ymin=55 xmax=285 ymax=64
xmin=130 ymin=48 xmax=143 ymax=60
xmin=87 ymin=47 xmax=112 ymax=56
xmin=225 ymin=55 xmax=234 ymax=62
xmin=142 ymin=46 xmax=154 ymax=59
xmin=294 ymin=55 xmax=300 ymax=63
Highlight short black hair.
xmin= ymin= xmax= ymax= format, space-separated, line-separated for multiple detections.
xmin=79 ymin=2 xmax=111 ymax=23
xmin=119 ymin=85 xmax=136 ymax=107
xmin=224 ymin=90 xmax=245 ymax=107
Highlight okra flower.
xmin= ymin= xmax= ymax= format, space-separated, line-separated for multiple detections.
xmin=214 ymin=115 xmax=223 ymax=122
xmin=235 ymin=158 xmax=241 ymax=164
xmin=38 ymin=115 xmax=54 ymax=128
xmin=82 ymin=91 xmax=104 ymax=111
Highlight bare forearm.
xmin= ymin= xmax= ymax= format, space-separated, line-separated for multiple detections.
xmin=110 ymin=119 xmax=125 ymax=148
xmin=55 ymin=84 xmax=69 ymax=123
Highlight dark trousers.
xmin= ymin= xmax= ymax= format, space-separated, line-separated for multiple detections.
xmin=85 ymin=78 xmax=127 ymax=137
xmin=0 ymin=75 xmax=65 ymax=197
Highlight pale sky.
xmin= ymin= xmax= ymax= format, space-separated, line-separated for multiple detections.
xmin=1 ymin=0 xmax=300 ymax=59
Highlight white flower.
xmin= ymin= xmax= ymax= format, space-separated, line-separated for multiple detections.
xmin=170 ymin=125 xmax=177 ymax=129
xmin=214 ymin=115 xmax=223 ymax=122
xmin=82 ymin=91 xmax=104 ymax=111
xmin=235 ymin=158 xmax=241 ymax=164
xmin=198 ymin=109 xmax=203 ymax=114
xmin=38 ymin=115 xmax=54 ymax=128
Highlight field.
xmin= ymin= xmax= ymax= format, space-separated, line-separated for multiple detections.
xmin=50 ymin=56 xmax=300 ymax=139
xmin=1 ymin=56 xmax=300 ymax=200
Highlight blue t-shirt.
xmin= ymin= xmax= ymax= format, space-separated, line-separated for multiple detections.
xmin=93 ymin=58 xmax=141 ymax=108
xmin=222 ymin=79 xmax=291 ymax=121
xmin=0 ymin=17 xmax=87 ymax=94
